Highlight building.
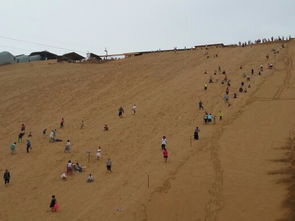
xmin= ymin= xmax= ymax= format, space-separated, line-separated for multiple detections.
xmin=0 ymin=51 xmax=15 ymax=65
xmin=30 ymin=51 xmax=58 ymax=60
xmin=88 ymin=53 xmax=102 ymax=60
xmin=15 ymin=54 xmax=30 ymax=63
xmin=58 ymin=52 xmax=85 ymax=62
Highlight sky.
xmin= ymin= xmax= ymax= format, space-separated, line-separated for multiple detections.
xmin=0 ymin=0 xmax=294 ymax=56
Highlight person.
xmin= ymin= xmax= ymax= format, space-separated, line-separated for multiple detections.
xmin=43 ymin=128 xmax=47 ymax=135
xmin=194 ymin=127 xmax=200 ymax=140
xmin=18 ymin=132 xmax=25 ymax=143
xmin=162 ymin=148 xmax=168 ymax=163
xmin=218 ymin=111 xmax=223 ymax=120
xmin=161 ymin=136 xmax=167 ymax=150
xmin=104 ymin=124 xmax=109 ymax=131
xmin=96 ymin=146 xmax=102 ymax=159
xmin=204 ymin=83 xmax=208 ymax=90
xmin=49 ymin=130 xmax=55 ymax=142
xmin=49 ymin=195 xmax=59 ymax=212
xmin=21 ymin=123 xmax=26 ymax=132
xmin=224 ymin=94 xmax=229 ymax=103
xmin=207 ymin=113 xmax=212 ymax=123
xmin=74 ymin=162 xmax=83 ymax=173
xmin=60 ymin=118 xmax=64 ymax=128
xmin=198 ymin=101 xmax=204 ymax=110
xmin=10 ymin=142 xmax=16 ymax=154
xmin=131 ymin=104 xmax=137 ymax=115
xmin=203 ymin=113 xmax=208 ymax=124
xmin=234 ymin=93 xmax=237 ymax=98
xmin=66 ymin=160 xmax=73 ymax=175
xmin=251 ymin=69 xmax=254 ymax=75
xmin=28 ymin=131 xmax=32 ymax=138
xmin=60 ymin=172 xmax=67 ymax=180
xmin=80 ymin=120 xmax=85 ymax=129
xmin=118 ymin=107 xmax=124 ymax=118
xmin=26 ymin=139 xmax=32 ymax=153
xmin=87 ymin=174 xmax=94 ymax=183
xmin=64 ymin=140 xmax=71 ymax=153
xmin=3 ymin=169 xmax=10 ymax=185
xmin=106 ymin=159 xmax=112 ymax=172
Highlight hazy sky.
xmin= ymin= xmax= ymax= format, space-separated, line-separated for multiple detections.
xmin=0 ymin=0 xmax=294 ymax=56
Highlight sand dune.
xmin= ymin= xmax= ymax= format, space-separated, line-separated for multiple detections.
xmin=0 ymin=40 xmax=294 ymax=221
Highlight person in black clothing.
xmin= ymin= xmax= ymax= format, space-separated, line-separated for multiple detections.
xmin=49 ymin=195 xmax=57 ymax=212
xmin=118 ymin=107 xmax=124 ymax=118
xmin=3 ymin=169 xmax=10 ymax=185
xmin=194 ymin=127 xmax=200 ymax=140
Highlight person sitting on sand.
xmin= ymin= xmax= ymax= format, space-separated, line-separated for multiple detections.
xmin=96 ymin=146 xmax=102 ymax=159
xmin=104 ymin=124 xmax=109 ymax=131
xmin=43 ymin=129 xmax=47 ymax=135
xmin=64 ymin=140 xmax=71 ymax=153
xmin=87 ymin=174 xmax=94 ymax=183
xmin=60 ymin=172 xmax=67 ymax=180
xmin=73 ymin=162 xmax=83 ymax=173
xmin=9 ymin=142 xmax=16 ymax=154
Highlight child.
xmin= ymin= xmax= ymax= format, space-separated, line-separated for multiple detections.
xmin=163 ymin=148 xmax=168 ymax=162
xmin=49 ymin=195 xmax=59 ymax=212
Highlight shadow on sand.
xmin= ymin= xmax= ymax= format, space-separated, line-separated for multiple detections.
xmin=269 ymin=136 xmax=295 ymax=221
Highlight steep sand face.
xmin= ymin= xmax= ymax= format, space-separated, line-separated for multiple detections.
xmin=0 ymin=40 xmax=294 ymax=221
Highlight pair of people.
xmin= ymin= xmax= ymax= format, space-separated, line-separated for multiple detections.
xmin=118 ymin=104 xmax=137 ymax=117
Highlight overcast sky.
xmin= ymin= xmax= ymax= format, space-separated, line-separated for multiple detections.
xmin=0 ymin=0 xmax=294 ymax=56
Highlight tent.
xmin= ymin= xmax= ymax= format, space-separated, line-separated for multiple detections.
xmin=0 ymin=51 xmax=15 ymax=65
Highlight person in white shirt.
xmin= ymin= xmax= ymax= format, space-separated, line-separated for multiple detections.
xmin=64 ymin=140 xmax=71 ymax=153
xmin=161 ymin=136 xmax=167 ymax=150
xmin=87 ymin=174 xmax=94 ymax=183
xmin=96 ymin=146 xmax=102 ymax=159
xmin=60 ymin=172 xmax=67 ymax=180
xmin=131 ymin=104 xmax=137 ymax=115
xmin=66 ymin=160 xmax=73 ymax=175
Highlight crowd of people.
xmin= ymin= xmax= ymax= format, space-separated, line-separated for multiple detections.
xmin=2 ymin=41 xmax=282 ymax=213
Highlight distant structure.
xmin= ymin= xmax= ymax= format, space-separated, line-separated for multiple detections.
xmin=88 ymin=53 xmax=102 ymax=61
xmin=30 ymin=51 xmax=58 ymax=60
xmin=0 ymin=51 xmax=15 ymax=65
xmin=58 ymin=52 xmax=85 ymax=62
xmin=15 ymin=54 xmax=30 ymax=63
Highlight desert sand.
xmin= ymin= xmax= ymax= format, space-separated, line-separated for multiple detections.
xmin=0 ymin=40 xmax=295 ymax=221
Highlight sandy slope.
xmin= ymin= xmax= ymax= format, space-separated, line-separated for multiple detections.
xmin=0 ymin=40 xmax=294 ymax=221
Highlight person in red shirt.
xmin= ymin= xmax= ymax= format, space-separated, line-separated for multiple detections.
xmin=162 ymin=148 xmax=168 ymax=163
